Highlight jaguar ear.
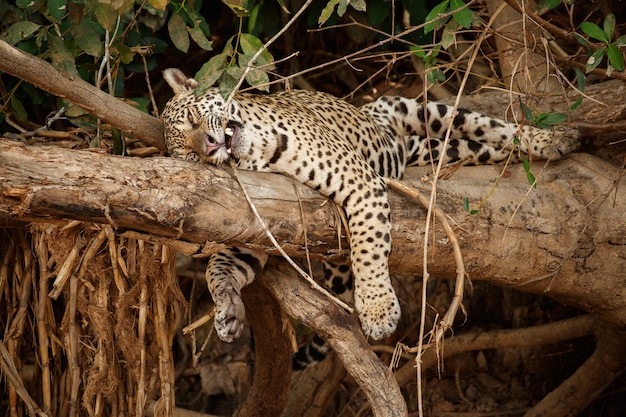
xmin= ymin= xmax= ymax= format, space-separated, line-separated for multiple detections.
xmin=163 ymin=68 xmax=198 ymax=95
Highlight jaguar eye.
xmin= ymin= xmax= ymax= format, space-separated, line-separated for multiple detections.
xmin=186 ymin=109 xmax=198 ymax=128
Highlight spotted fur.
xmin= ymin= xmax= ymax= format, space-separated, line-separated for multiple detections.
xmin=162 ymin=68 xmax=580 ymax=344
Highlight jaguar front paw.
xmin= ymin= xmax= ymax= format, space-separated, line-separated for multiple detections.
xmin=212 ymin=282 xmax=246 ymax=343
xmin=355 ymin=290 xmax=401 ymax=340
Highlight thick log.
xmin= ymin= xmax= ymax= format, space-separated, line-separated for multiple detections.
xmin=0 ymin=140 xmax=625 ymax=329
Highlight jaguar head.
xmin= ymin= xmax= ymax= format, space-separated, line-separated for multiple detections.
xmin=162 ymin=68 xmax=243 ymax=165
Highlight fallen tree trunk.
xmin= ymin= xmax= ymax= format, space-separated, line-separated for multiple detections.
xmin=1 ymin=139 xmax=624 ymax=328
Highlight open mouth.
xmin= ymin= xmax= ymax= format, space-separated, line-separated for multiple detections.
xmin=224 ymin=120 xmax=242 ymax=154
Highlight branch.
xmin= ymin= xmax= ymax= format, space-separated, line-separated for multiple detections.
xmin=0 ymin=40 xmax=166 ymax=151
xmin=260 ymin=259 xmax=408 ymax=417
xmin=0 ymin=140 xmax=625 ymax=329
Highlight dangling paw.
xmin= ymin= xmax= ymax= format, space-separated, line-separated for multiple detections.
xmin=354 ymin=287 xmax=400 ymax=340
xmin=212 ymin=281 xmax=246 ymax=343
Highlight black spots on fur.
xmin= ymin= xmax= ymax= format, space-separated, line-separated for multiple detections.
xmin=424 ymin=149 xmax=440 ymax=162
xmin=478 ymin=151 xmax=491 ymax=163
xmin=269 ymin=134 xmax=289 ymax=164
xmin=395 ymin=101 xmax=408 ymax=115
xmin=453 ymin=109 xmax=471 ymax=129
xmin=446 ymin=139 xmax=461 ymax=163
xmin=474 ymin=127 xmax=485 ymax=137
xmin=490 ymin=119 xmax=505 ymax=128
xmin=233 ymin=251 xmax=264 ymax=274
xmin=436 ymin=103 xmax=448 ymax=118
xmin=430 ymin=118 xmax=442 ymax=133
xmin=467 ymin=140 xmax=483 ymax=154
xmin=417 ymin=106 xmax=426 ymax=123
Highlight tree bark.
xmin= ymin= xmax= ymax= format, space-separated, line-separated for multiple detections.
xmin=1 ymin=139 xmax=625 ymax=329
xmin=261 ymin=259 xmax=408 ymax=417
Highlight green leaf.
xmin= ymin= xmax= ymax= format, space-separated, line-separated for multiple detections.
xmin=424 ymin=0 xmax=449 ymax=34
xmin=450 ymin=0 xmax=472 ymax=29
xmin=47 ymin=34 xmax=78 ymax=77
xmin=113 ymin=41 xmax=134 ymax=64
xmin=574 ymin=33 xmax=589 ymax=47
xmin=10 ymin=96 xmax=28 ymax=122
xmin=16 ymin=0 xmax=36 ymax=8
xmin=534 ymin=112 xmax=567 ymax=129
xmin=71 ymin=18 xmax=103 ymax=57
xmin=526 ymin=171 xmax=536 ymax=188
xmin=221 ymin=67 xmax=244 ymax=95
xmin=603 ymin=13 xmax=615 ymax=41
xmin=607 ymin=43 xmax=624 ymax=71
xmin=239 ymin=33 xmax=274 ymax=68
xmin=569 ymin=98 xmax=582 ymax=111
xmin=147 ymin=0 xmax=168 ymax=11
xmin=580 ymin=21 xmax=608 ymax=43
xmin=239 ymin=33 xmax=263 ymax=56
xmin=195 ymin=53 xmax=229 ymax=94
xmin=522 ymin=159 xmax=536 ymax=187
xmin=463 ymin=197 xmax=479 ymax=215
xmin=410 ymin=45 xmax=426 ymax=58
xmin=585 ymin=46 xmax=606 ymax=73
xmin=520 ymin=102 xmax=534 ymax=123
xmin=575 ymin=67 xmax=585 ymax=91
xmin=249 ymin=2 xmax=261 ymax=33
xmin=168 ymin=13 xmax=189 ymax=53
xmin=318 ymin=0 xmax=340 ymax=25
xmin=351 ymin=0 xmax=366 ymax=12
xmin=93 ymin=3 xmax=118 ymax=31
xmin=336 ymin=0 xmax=349 ymax=17
xmin=426 ymin=68 xmax=445 ymax=84
xmin=0 ymin=21 xmax=41 ymax=46
xmin=538 ymin=0 xmax=560 ymax=11
xmin=111 ymin=127 xmax=125 ymax=155
xmin=188 ymin=23 xmax=213 ymax=51
xmin=522 ymin=158 xmax=537 ymax=188
xmin=245 ymin=68 xmax=270 ymax=91
xmin=48 ymin=0 xmax=67 ymax=22
xmin=614 ymin=34 xmax=626 ymax=47
xmin=441 ymin=19 xmax=457 ymax=49
xmin=221 ymin=0 xmax=250 ymax=17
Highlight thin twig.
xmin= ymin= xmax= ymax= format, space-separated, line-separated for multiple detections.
xmin=228 ymin=160 xmax=353 ymax=313
xmin=412 ymin=5 xmax=506 ymax=416
xmin=223 ymin=0 xmax=315 ymax=116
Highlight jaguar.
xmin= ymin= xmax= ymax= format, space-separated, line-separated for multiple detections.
xmin=161 ymin=68 xmax=580 ymax=351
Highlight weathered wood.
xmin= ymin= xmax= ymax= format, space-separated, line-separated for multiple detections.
xmin=261 ymin=259 xmax=408 ymax=417
xmin=1 ymin=139 xmax=625 ymax=330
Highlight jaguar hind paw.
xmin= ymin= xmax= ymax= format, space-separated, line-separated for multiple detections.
xmin=212 ymin=282 xmax=246 ymax=343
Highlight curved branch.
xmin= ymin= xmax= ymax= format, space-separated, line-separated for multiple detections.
xmin=0 ymin=40 xmax=166 ymax=151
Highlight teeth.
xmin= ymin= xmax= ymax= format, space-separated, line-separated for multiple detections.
xmin=224 ymin=127 xmax=234 ymax=138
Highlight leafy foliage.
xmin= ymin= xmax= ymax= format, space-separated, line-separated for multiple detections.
xmin=577 ymin=13 xmax=626 ymax=75
xmin=0 ymin=0 xmax=212 ymax=129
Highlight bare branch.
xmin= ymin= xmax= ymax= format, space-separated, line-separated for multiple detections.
xmin=0 ymin=40 xmax=165 ymax=151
